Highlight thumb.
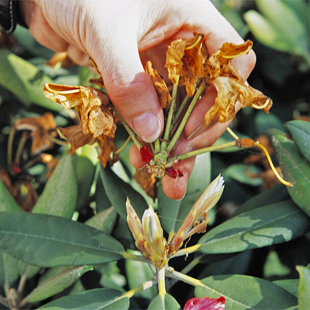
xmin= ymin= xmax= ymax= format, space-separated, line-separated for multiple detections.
xmin=94 ymin=35 xmax=163 ymax=143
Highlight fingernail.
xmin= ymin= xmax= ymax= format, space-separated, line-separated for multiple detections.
xmin=132 ymin=112 xmax=161 ymax=143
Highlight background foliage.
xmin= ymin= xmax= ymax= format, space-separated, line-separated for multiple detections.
xmin=0 ymin=0 xmax=310 ymax=309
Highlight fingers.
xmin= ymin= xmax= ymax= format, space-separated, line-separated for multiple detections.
xmin=88 ymin=22 xmax=164 ymax=143
xmin=129 ymin=144 xmax=195 ymax=200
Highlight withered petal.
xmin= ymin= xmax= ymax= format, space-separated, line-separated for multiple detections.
xmin=144 ymin=61 xmax=171 ymax=108
xmin=204 ymin=76 xmax=272 ymax=126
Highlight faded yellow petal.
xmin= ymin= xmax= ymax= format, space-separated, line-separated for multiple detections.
xmin=134 ymin=168 xmax=157 ymax=200
xmin=96 ymin=136 xmax=118 ymax=168
xmin=204 ymin=76 xmax=272 ymax=126
xmin=204 ymin=40 xmax=253 ymax=81
xmin=58 ymin=125 xmax=96 ymax=155
xmin=144 ymin=61 xmax=171 ymax=108
xmin=15 ymin=113 xmax=57 ymax=155
xmin=166 ymin=33 xmax=208 ymax=97
xmin=88 ymin=106 xmax=116 ymax=137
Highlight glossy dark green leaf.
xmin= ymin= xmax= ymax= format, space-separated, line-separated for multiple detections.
xmin=38 ymin=288 xmax=129 ymax=310
xmin=285 ymin=120 xmax=310 ymax=162
xmin=100 ymin=166 xmax=147 ymax=219
xmin=224 ymin=164 xmax=263 ymax=187
xmin=233 ymin=184 xmax=288 ymax=216
xmin=0 ymin=50 xmax=62 ymax=111
xmin=148 ymin=293 xmax=181 ymax=310
xmin=0 ymin=252 xmax=20 ymax=287
xmin=0 ymin=212 xmax=124 ymax=267
xmin=33 ymin=154 xmax=78 ymax=218
xmin=195 ymin=274 xmax=297 ymax=309
xmin=297 ymin=265 xmax=310 ymax=310
xmin=125 ymin=252 xmax=156 ymax=300
xmin=158 ymin=153 xmax=210 ymax=234
xmin=74 ymin=145 xmax=98 ymax=209
xmin=95 ymin=174 xmax=112 ymax=213
xmin=198 ymin=200 xmax=310 ymax=255
xmin=25 ymin=265 xmax=93 ymax=303
xmin=0 ymin=179 xmax=20 ymax=212
xmin=272 ymin=135 xmax=310 ymax=216
xmin=273 ymin=279 xmax=299 ymax=298
xmin=85 ymin=207 xmax=117 ymax=235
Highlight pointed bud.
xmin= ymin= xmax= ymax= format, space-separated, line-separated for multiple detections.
xmin=142 ymin=206 xmax=168 ymax=268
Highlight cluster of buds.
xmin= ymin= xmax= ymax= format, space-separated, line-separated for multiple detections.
xmin=126 ymin=175 xmax=224 ymax=269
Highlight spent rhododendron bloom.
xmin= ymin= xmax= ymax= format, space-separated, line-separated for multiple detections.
xmin=43 ymin=83 xmax=118 ymax=167
xmin=166 ymin=33 xmax=208 ymax=97
xmin=184 ymin=296 xmax=226 ymax=310
xmin=14 ymin=113 xmax=57 ymax=155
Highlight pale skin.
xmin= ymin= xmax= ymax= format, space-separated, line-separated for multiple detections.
xmin=20 ymin=0 xmax=256 ymax=200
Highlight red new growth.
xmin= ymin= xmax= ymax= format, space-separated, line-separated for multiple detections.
xmin=184 ymin=296 xmax=226 ymax=310
xmin=166 ymin=167 xmax=183 ymax=178
xmin=140 ymin=146 xmax=153 ymax=163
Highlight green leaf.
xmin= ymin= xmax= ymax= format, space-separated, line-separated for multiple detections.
xmin=285 ymin=120 xmax=310 ymax=162
xmin=195 ymin=274 xmax=297 ymax=309
xmin=198 ymin=200 xmax=310 ymax=255
xmin=0 ymin=179 xmax=20 ymax=212
xmin=0 ymin=252 xmax=20 ymax=288
xmin=273 ymin=279 xmax=299 ymax=298
xmin=297 ymin=265 xmax=310 ymax=310
xmin=100 ymin=166 xmax=148 ymax=220
xmin=125 ymin=252 xmax=157 ymax=300
xmin=85 ymin=207 xmax=117 ymax=235
xmin=148 ymin=293 xmax=181 ymax=310
xmin=0 ymin=50 xmax=62 ymax=111
xmin=245 ymin=0 xmax=309 ymax=56
xmin=25 ymin=265 xmax=93 ymax=303
xmin=33 ymin=154 xmax=78 ymax=218
xmin=38 ymin=288 xmax=129 ymax=310
xmin=74 ymin=145 xmax=98 ymax=209
xmin=0 ymin=212 xmax=124 ymax=267
xmin=158 ymin=153 xmax=211 ymax=234
xmin=224 ymin=164 xmax=263 ymax=187
xmin=233 ymin=184 xmax=288 ymax=216
xmin=272 ymin=135 xmax=310 ymax=216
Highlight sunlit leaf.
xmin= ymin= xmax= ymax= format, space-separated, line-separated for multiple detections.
xmin=198 ymin=200 xmax=310 ymax=254
xmin=148 ymin=293 xmax=181 ymax=310
xmin=38 ymin=288 xmax=129 ymax=310
xmin=0 ymin=50 xmax=61 ymax=111
xmin=100 ymin=166 xmax=148 ymax=220
xmin=297 ymin=265 xmax=310 ymax=310
xmin=272 ymin=134 xmax=310 ymax=216
xmin=0 ymin=212 xmax=124 ymax=267
xmin=25 ymin=265 xmax=93 ymax=303
xmin=32 ymin=154 xmax=78 ymax=218
xmin=195 ymin=274 xmax=297 ymax=309
xmin=285 ymin=120 xmax=310 ymax=162
xmin=273 ymin=279 xmax=299 ymax=298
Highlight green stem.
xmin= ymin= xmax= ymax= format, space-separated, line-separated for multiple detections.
xmin=167 ymin=269 xmax=202 ymax=287
xmin=7 ymin=126 xmax=16 ymax=168
xmin=121 ymin=251 xmax=148 ymax=263
xmin=168 ymin=257 xmax=201 ymax=289
xmin=161 ymin=76 xmax=179 ymax=153
xmin=14 ymin=132 xmax=29 ymax=165
xmin=166 ymin=140 xmax=238 ymax=167
xmin=158 ymin=267 xmax=166 ymax=297
xmin=172 ymin=79 xmax=202 ymax=129
xmin=0 ymin=296 xmax=9 ymax=308
xmin=113 ymin=108 xmax=142 ymax=150
xmin=170 ymin=244 xmax=201 ymax=259
xmin=164 ymin=81 xmax=206 ymax=159
xmin=122 ymin=280 xmax=156 ymax=299
xmin=154 ymin=137 xmax=161 ymax=154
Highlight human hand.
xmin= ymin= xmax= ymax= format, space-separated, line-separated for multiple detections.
xmin=20 ymin=0 xmax=256 ymax=199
